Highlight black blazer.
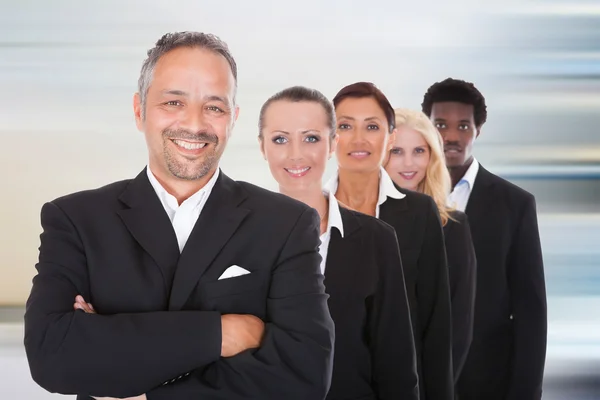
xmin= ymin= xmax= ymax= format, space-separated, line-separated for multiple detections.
xmin=380 ymin=188 xmax=454 ymax=400
xmin=24 ymin=169 xmax=335 ymax=400
xmin=324 ymin=206 xmax=419 ymax=400
xmin=443 ymin=211 xmax=477 ymax=383
xmin=457 ymin=165 xmax=547 ymax=400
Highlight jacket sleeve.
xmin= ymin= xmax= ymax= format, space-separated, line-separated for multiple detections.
xmin=25 ymin=201 xmax=224 ymax=398
xmin=417 ymin=197 xmax=454 ymax=399
xmin=369 ymin=222 xmax=420 ymax=400
xmin=506 ymin=194 xmax=547 ymax=400
xmin=446 ymin=213 xmax=477 ymax=382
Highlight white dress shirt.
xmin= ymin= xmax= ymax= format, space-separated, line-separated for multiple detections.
xmin=317 ymin=191 xmax=345 ymax=274
xmin=324 ymin=166 xmax=406 ymax=219
xmin=146 ymin=166 xmax=220 ymax=252
xmin=447 ymin=158 xmax=480 ymax=212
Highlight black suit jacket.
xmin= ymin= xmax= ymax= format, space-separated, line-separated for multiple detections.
xmin=457 ymin=165 xmax=547 ymax=400
xmin=379 ymin=189 xmax=453 ymax=400
xmin=24 ymin=169 xmax=335 ymax=400
xmin=443 ymin=211 xmax=477 ymax=383
xmin=325 ymin=206 xmax=419 ymax=400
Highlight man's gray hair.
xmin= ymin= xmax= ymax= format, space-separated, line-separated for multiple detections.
xmin=138 ymin=31 xmax=238 ymax=117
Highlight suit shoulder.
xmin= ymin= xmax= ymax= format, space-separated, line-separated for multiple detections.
xmin=445 ymin=210 xmax=472 ymax=240
xmin=340 ymin=207 xmax=397 ymax=238
xmin=236 ymin=181 xmax=312 ymax=216
xmin=397 ymin=187 xmax=438 ymax=210
xmin=486 ymin=171 xmax=535 ymax=203
xmin=49 ymin=179 xmax=131 ymax=210
xmin=448 ymin=210 xmax=469 ymax=224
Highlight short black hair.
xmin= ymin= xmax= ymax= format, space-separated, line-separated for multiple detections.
xmin=421 ymin=78 xmax=487 ymax=127
xmin=258 ymin=86 xmax=336 ymax=139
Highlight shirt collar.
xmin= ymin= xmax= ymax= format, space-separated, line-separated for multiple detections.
xmin=459 ymin=158 xmax=480 ymax=188
xmin=378 ymin=166 xmax=405 ymax=203
xmin=146 ymin=165 xmax=220 ymax=212
xmin=324 ymin=166 xmax=405 ymax=208
xmin=323 ymin=190 xmax=344 ymax=238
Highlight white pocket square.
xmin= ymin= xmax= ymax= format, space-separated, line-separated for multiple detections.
xmin=218 ymin=265 xmax=251 ymax=280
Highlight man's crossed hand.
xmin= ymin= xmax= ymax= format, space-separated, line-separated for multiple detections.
xmin=73 ymin=295 xmax=266 ymax=400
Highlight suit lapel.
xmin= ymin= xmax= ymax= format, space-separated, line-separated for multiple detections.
xmin=324 ymin=229 xmax=344 ymax=282
xmin=379 ymin=190 xmax=412 ymax=250
xmin=465 ymin=165 xmax=496 ymax=247
xmin=117 ymin=169 xmax=180 ymax=291
xmin=169 ymin=172 xmax=250 ymax=311
xmin=324 ymin=207 xmax=360 ymax=282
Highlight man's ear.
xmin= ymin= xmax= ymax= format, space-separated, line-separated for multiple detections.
xmin=228 ymin=106 xmax=240 ymax=136
xmin=133 ymin=93 xmax=144 ymax=131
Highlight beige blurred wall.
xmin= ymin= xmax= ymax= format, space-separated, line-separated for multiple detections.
xmin=0 ymin=0 xmax=510 ymax=305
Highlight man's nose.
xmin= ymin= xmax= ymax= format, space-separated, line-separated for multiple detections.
xmin=180 ymin=108 xmax=208 ymax=133
xmin=442 ymin=128 xmax=460 ymax=143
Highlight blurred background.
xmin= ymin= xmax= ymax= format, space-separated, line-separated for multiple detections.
xmin=1 ymin=0 xmax=599 ymax=398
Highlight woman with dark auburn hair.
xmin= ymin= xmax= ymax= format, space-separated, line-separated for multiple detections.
xmin=325 ymin=82 xmax=454 ymax=400
xmin=258 ymin=85 xmax=419 ymax=400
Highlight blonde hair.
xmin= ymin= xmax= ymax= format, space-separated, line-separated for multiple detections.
xmin=392 ymin=108 xmax=454 ymax=226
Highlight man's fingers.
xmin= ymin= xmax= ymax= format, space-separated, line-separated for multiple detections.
xmin=81 ymin=303 xmax=95 ymax=314
xmin=73 ymin=295 xmax=96 ymax=314
xmin=74 ymin=303 xmax=94 ymax=314
xmin=92 ymin=396 xmax=143 ymax=400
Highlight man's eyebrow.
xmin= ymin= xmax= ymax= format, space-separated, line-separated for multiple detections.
xmin=161 ymin=89 xmax=188 ymax=96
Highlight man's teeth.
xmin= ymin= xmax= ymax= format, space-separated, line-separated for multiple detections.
xmin=286 ymin=167 xmax=310 ymax=174
xmin=173 ymin=139 xmax=207 ymax=150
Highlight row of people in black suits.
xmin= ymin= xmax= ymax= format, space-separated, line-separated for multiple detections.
xmin=24 ymin=31 xmax=547 ymax=400
xmin=259 ymin=82 xmax=473 ymax=399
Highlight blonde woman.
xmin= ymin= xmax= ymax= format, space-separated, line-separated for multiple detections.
xmin=385 ymin=108 xmax=477 ymax=385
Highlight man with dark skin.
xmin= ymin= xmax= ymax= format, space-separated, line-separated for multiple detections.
xmin=422 ymin=78 xmax=547 ymax=400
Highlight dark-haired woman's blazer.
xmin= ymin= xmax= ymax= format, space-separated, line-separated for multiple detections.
xmin=324 ymin=206 xmax=419 ymax=400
